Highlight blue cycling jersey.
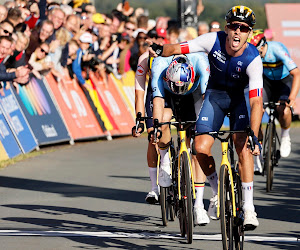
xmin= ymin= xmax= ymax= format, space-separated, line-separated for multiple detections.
xmin=151 ymin=52 xmax=210 ymax=98
xmin=262 ymin=41 xmax=297 ymax=81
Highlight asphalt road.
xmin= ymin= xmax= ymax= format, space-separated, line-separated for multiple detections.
xmin=0 ymin=128 xmax=299 ymax=249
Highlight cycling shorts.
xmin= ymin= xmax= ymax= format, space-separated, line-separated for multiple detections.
xmin=195 ymin=89 xmax=249 ymax=135
xmin=263 ymin=74 xmax=292 ymax=103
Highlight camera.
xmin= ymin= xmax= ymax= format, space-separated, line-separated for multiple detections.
xmin=111 ymin=33 xmax=122 ymax=43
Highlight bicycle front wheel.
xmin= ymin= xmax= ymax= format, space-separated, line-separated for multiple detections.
xmin=160 ymin=186 xmax=168 ymax=226
xmin=219 ymin=164 xmax=234 ymax=250
xmin=265 ymin=122 xmax=275 ymax=192
xmin=179 ymin=151 xmax=193 ymax=244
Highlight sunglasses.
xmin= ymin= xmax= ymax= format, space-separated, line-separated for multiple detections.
xmin=1 ymin=28 xmax=11 ymax=35
xmin=125 ymin=27 xmax=135 ymax=31
xmin=227 ymin=23 xmax=252 ymax=33
xmin=40 ymin=48 xmax=49 ymax=55
xmin=137 ymin=36 xmax=147 ymax=40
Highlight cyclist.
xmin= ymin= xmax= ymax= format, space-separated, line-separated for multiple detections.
xmin=148 ymin=5 xmax=263 ymax=230
xmin=248 ymin=30 xmax=300 ymax=173
xmin=132 ymin=30 xmax=171 ymax=205
xmin=151 ymin=53 xmax=216 ymax=225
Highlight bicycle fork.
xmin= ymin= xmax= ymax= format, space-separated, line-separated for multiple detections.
xmin=217 ymin=141 xmax=237 ymax=218
xmin=177 ymin=130 xmax=196 ymax=200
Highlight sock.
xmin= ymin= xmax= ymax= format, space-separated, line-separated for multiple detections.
xmin=159 ymin=145 xmax=170 ymax=166
xmin=207 ymin=172 xmax=218 ymax=196
xmin=281 ymin=128 xmax=290 ymax=138
xmin=242 ymin=181 xmax=254 ymax=212
xmin=194 ymin=182 xmax=205 ymax=208
xmin=149 ymin=167 xmax=158 ymax=193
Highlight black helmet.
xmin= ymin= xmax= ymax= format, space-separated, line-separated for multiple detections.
xmin=225 ymin=6 xmax=256 ymax=27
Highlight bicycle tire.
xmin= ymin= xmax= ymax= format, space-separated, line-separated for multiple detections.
xmin=160 ymin=186 xmax=168 ymax=226
xmin=220 ymin=164 xmax=234 ymax=250
xmin=265 ymin=121 xmax=275 ymax=192
xmin=179 ymin=151 xmax=193 ymax=244
xmin=233 ymin=162 xmax=244 ymax=250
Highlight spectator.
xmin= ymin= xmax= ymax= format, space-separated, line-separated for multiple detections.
xmin=6 ymin=32 xmax=29 ymax=68
xmin=48 ymin=7 xmax=65 ymax=31
xmin=64 ymin=14 xmax=81 ymax=39
xmin=0 ymin=20 xmax=14 ymax=36
xmin=129 ymin=31 xmax=148 ymax=71
xmin=24 ymin=0 xmax=40 ymax=29
xmin=124 ymin=20 xmax=136 ymax=40
xmin=209 ymin=21 xmax=221 ymax=32
xmin=25 ymin=19 xmax=54 ymax=62
xmin=0 ymin=5 xmax=8 ymax=23
xmin=6 ymin=7 xmax=22 ymax=27
xmin=167 ymin=26 xmax=180 ymax=44
xmin=197 ymin=21 xmax=209 ymax=36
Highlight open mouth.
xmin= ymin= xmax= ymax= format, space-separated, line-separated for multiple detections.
xmin=232 ymin=37 xmax=240 ymax=48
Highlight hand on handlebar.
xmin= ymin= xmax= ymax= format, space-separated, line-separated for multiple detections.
xmin=132 ymin=112 xmax=145 ymax=137
xmin=246 ymin=126 xmax=261 ymax=156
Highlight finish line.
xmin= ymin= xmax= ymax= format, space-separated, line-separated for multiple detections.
xmin=0 ymin=230 xmax=298 ymax=242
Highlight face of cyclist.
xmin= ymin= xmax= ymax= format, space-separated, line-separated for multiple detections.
xmin=257 ymin=43 xmax=267 ymax=58
xmin=225 ymin=21 xmax=253 ymax=56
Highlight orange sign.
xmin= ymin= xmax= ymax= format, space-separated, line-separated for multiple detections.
xmin=45 ymin=73 xmax=104 ymax=140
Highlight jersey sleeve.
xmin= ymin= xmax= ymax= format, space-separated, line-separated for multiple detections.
xmin=246 ymin=55 xmax=264 ymax=98
xmin=274 ymin=43 xmax=297 ymax=72
xmin=181 ymin=32 xmax=217 ymax=54
xmin=151 ymin=57 xmax=168 ymax=98
xmin=135 ymin=52 xmax=149 ymax=91
xmin=197 ymin=54 xmax=210 ymax=94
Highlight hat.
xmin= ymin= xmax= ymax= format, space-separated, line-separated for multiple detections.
xmin=132 ymin=28 xmax=147 ymax=38
xmin=79 ymin=32 xmax=93 ymax=43
xmin=92 ymin=13 xmax=105 ymax=24
xmin=121 ymin=32 xmax=130 ymax=42
xmin=156 ymin=28 xmax=166 ymax=38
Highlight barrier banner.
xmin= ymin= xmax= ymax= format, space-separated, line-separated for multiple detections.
xmin=11 ymin=76 xmax=71 ymax=145
xmin=44 ymin=73 xmax=105 ymax=140
xmin=0 ymin=141 xmax=9 ymax=161
xmin=89 ymin=72 xmax=135 ymax=135
xmin=0 ymin=86 xmax=37 ymax=153
xmin=85 ymin=79 xmax=119 ymax=135
xmin=0 ymin=105 xmax=22 ymax=158
xmin=110 ymin=72 xmax=135 ymax=117
xmin=265 ymin=3 xmax=300 ymax=114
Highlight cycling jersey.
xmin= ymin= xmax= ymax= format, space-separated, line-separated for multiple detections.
xmin=262 ymin=41 xmax=297 ymax=81
xmin=151 ymin=52 xmax=210 ymax=98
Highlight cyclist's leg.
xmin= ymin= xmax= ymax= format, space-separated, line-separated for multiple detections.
xmin=275 ymin=75 xmax=293 ymax=157
xmin=231 ymin=98 xmax=259 ymax=229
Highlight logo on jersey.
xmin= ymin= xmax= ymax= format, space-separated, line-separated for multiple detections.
xmin=237 ymin=61 xmax=243 ymax=66
xmin=201 ymin=117 xmax=208 ymax=121
xmin=136 ymin=65 xmax=146 ymax=76
xmin=239 ymin=115 xmax=245 ymax=119
xmin=236 ymin=67 xmax=241 ymax=72
xmin=213 ymin=50 xmax=226 ymax=64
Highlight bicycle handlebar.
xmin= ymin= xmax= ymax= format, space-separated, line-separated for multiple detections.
xmin=263 ymin=101 xmax=294 ymax=116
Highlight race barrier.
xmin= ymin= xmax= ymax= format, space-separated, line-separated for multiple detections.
xmin=44 ymin=72 xmax=105 ymax=141
xmin=11 ymin=76 xmax=71 ymax=146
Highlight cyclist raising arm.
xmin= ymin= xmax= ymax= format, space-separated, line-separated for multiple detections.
xmin=249 ymin=31 xmax=300 ymax=162
xmin=149 ymin=5 xmax=263 ymax=230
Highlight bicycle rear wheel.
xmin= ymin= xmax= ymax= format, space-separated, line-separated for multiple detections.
xmin=233 ymin=163 xmax=244 ymax=250
xmin=178 ymin=151 xmax=193 ymax=244
xmin=219 ymin=164 xmax=234 ymax=250
xmin=265 ymin=122 xmax=275 ymax=192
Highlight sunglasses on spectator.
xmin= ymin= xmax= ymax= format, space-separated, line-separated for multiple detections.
xmin=40 ymin=48 xmax=49 ymax=55
xmin=125 ymin=27 xmax=135 ymax=31
xmin=1 ymin=28 xmax=11 ymax=35
xmin=137 ymin=36 xmax=147 ymax=40
xmin=227 ymin=23 xmax=252 ymax=33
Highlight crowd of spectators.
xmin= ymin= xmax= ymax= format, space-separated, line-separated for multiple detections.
xmin=0 ymin=0 xmax=224 ymax=96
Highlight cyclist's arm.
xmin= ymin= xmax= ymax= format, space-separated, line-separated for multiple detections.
xmin=247 ymin=56 xmax=264 ymax=139
xmin=288 ymin=67 xmax=300 ymax=108
xmin=135 ymin=52 xmax=149 ymax=116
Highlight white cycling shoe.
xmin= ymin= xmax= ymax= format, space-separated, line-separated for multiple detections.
xmin=158 ymin=163 xmax=172 ymax=187
xmin=244 ymin=210 xmax=259 ymax=231
xmin=145 ymin=190 xmax=159 ymax=204
xmin=280 ymin=136 xmax=291 ymax=158
xmin=194 ymin=207 xmax=210 ymax=226
xmin=208 ymin=194 xmax=218 ymax=220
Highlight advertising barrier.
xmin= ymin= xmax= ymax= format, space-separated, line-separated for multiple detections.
xmin=44 ymin=73 xmax=105 ymax=140
xmin=89 ymin=72 xmax=135 ymax=135
xmin=11 ymin=76 xmax=71 ymax=145
xmin=0 ymin=105 xmax=22 ymax=158
xmin=0 ymin=87 xmax=37 ymax=153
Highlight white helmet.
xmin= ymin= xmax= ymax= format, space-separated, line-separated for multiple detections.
xmin=165 ymin=55 xmax=195 ymax=95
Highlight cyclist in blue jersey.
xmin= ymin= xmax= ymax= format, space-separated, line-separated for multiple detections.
xmin=249 ymin=31 xmax=300 ymax=171
xmin=148 ymin=5 xmax=263 ymax=230
xmin=151 ymin=52 xmax=215 ymax=225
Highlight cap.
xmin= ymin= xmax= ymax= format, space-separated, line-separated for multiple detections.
xmin=132 ymin=28 xmax=147 ymax=38
xmin=92 ymin=13 xmax=105 ymax=24
xmin=121 ymin=32 xmax=130 ymax=42
xmin=79 ymin=32 xmax=93 ymax=43
xmin=156 ymin=28 xmax=166 ymax=38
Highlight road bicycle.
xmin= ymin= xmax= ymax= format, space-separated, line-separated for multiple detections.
xmin=262 ymin=101 xmax=294 ymax=192
xmin=151 ymin=117 xmax=196 ymax=244
xmin=194 ymin=127 xmax=256 ymax=250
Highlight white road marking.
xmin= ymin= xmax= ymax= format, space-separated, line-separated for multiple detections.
xmin=0 ymin=230 xmax=298 ymax=242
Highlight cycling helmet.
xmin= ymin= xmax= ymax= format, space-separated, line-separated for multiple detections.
xmin=165 ymin=55 xmax=195 ymax=95
xmin=225 ymin=6 xmax=256 ymax=27
xmin=248 ymin=29 xmax=266 ymax=49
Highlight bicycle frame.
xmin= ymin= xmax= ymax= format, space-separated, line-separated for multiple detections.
xmin=217 ymin=140 xmax=237 ymax=218
xmin=177 ymin=130 xmax=196 ymax=200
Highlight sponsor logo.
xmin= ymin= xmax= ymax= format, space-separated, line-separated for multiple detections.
xmin=236 ymin=66 xmax=241 ymax=72
xmin=212 ymin=50 xmax=226 ymax=64
xmin=136 ymin=65 xmax=146 ymax=76
xmin=239 ymin=115 xmax=245 ymax=119
xmin=104 ymin=90 xmax=121 ymax=116
xmin=201 ymin=117 xmax=208 ymax=121
xmin=232 ymin=73 xmax=240 ymax=79
xmin=237 ymin=61 xmax=243 ymax=66
xmin=42 ymin=124 xmax=58 ymax=138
